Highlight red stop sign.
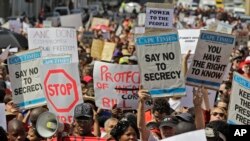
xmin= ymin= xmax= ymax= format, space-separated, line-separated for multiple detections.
xmin=44 ymin=69 xmax=79 ymax=112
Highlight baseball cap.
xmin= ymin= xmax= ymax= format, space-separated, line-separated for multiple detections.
xmin=159 ymin=116 xmax=179 ymax=128
xmin=176 ymin=113 xmax=194 ymax=123
xmin=241 ymin=56 xmax=250 ymax=67
xmin=74 ymin=103 xmax=93 ymax=120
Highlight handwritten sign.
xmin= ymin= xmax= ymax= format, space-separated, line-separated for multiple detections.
xmin=186 ymin=30 xmax=235 ymax=90
xmin=93 ymin=61 xmax=152 ymax=109
xmin=135 ymin=32 xmax=185 ymax=97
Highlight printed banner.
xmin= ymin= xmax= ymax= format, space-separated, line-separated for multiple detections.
xmin=93 ymin=61 xmax=152 ymax=109
xmin=8 ymin=49 xmax=45 ymax=109
xmin=101 ymin=42 xmax=116 ymax=62
xmin=178 ymin=29 xmax=200 ymax=54
xmin=91 ymin=39 xmax=104 ymax=59
xmin=186 ymin=30 xmax=235 ymax=90
xmin=145 ymin=7 xmax=173 ymax=29
xmin=135 ymin=32 xmax=185 ymax=97
xmin=28 ymin=28 xmax=78 ymax=63
xmin=216 ymin=22 xmax=233 ymax=34
xmin=228 ymin=72 xmax=250 ymax=125
xmin=40 ymin=55 xmax=82 ymax=123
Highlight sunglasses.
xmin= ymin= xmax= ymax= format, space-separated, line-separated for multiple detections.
xmin=211 ymin=112 xmax=224 ymax=117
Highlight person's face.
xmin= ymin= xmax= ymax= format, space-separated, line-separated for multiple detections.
xmin=27 ymin=127 xmax=39 ymax=141
xmin=210 ymin=108 xmax=225 ymax=121
xmin=119 ymin=126 xmax=137 ymax=141
xmin=160 ymin=126 xmax=175 ymax=139
xmin=6 ymin=100 xmax=18 ymax=113
xmin=153 ymin=111 xmax=166 ymax=123
xmin=105 ymin=120 xmax=118 ymax=134
xmin=8 ymin=127 xmax=26 ymax=141
xmin=74 ymin=118 xmax=93 ymax=136
xmin=127 ymin=45 xmax=135 ymax=54
xmin=232 ymin=59 xmax=241 ymax=70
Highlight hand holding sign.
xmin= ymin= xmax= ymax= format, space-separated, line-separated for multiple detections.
xmin=138 ymin=85 xmax=150 ymax=102
xmin=193 ymin=86 xmax=203 ymax=107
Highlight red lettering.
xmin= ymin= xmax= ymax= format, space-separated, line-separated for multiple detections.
xmin=102 ymin=97 xmax=117 ymax=108
xmin=132 ymin=72 xmax=140 ymax=84
xmin=101 ymin=65 xmax=113 ymax=81
xmin=57 ymin=115 xmax=73 ymax=123
xmin=47 ymin=83 xmax=72 ymax=96
xmin=97 ymin=82 xmax=109 ymax=89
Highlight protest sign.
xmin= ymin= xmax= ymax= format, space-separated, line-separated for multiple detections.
xmin=228 ymin=72 xmax=250 ymax=125
xmin=0 ymin=103 xmax=7 ymax=131
xmin=28 ymin=28 xmax=78 ymax=63
xmin=135 ymin=32 xmax=185 ymax=97
xmin=91 ymin=39 xmax=104 ymax=59
xmin=138 ymin=13 xmax=146 ymax=26
xmin=216 ymin=22 xmax=233 ymax=34
xmin=134 ymin=27 xmax=145 ymax=34
xmin=9 ymin=20 xmax=22 ymax=33
xmin=8 ymin=49 xmax=46 ymax=109
xmin=91 ymin=17 xmax=110 ymax=29
xmin=0 ymin=45 xmax=10 ymax=62
xmin=178 ymin=29 xmax=200 ymax=54
xmin=41 ymin=55 xmax=82 ymax=123
xmin=180 ymin=86 xmax=216 ymax=109
xmin=186 ymin=30 xmax=235 ymax=90
xmin=161 ymin=129 xmax=206 ymax=141
xmin=115 ymin=25 xmax=123 ymax=36
xmin=43 ymin=20 xmax=52 ymax=28
xmin=93 ymin=61 xmax=152 ymax=109
xmin=145 ymin=3 xmax=173 ymax=29
xmin=60 ymin=14 xmax=82 ymax=29
xmin=235 ymin=31 xmax=249 ymax=49
xmin=101 ymin=42 xmax=116 ymax=62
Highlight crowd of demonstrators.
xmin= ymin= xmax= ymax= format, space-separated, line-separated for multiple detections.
xmin=0 ymin=1 xmax=250 ymax=141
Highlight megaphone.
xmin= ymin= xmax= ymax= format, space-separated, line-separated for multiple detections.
xmin=36 ymin=111 xmax=64 ymax=138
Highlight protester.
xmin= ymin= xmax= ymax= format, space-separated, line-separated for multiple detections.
xmin=7 ymin=119 xmax=27 ymax=141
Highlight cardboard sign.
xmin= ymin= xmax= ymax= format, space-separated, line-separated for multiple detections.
xmin=41 ymin=56 xmax=82 ymax=123
xmin=135 ymin=32 xmax=186 ymax=97
xmin=91 ymin=39 xmax=104 ymax=59
xmin=0 ymin=103 xmax=7 ymax=131
xmin=93 ymin=61 xmax=152 ymax=109
xmin=162 ymin=129 xmax=206 ymax=141
xmin=178 ymin=29 xmax=200 ymax=54
xmin=228 ymin=72 xmax=250 ymax=125
xmin=28 ymin=28 xmax=79 ymax=63
xmin=91 ymin=17 xmax=110 ymax=29
xmin=186 ymin=30 xmax=235 ymax=90
xmin=101 ymin=42 xmax=116 ymax=62
xmin=8 ymin=49 xmax=46 ymax=109
xmin=216 ymin=22 xmax=233 ymax=34
xmin=60 ymin=14 xmax=82 ymax=29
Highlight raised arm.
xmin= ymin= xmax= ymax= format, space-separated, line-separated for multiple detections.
xmin=182 ymin=50 xmax=191 ymax=76
xmin=137 ymin=85 xmax=151 ymax=141
xmin=193 ymin=86 xmax=205 ymax=129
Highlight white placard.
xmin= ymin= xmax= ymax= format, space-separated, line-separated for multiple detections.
xmin=60 ymin=14 xmax=82 ymax=29
xmin=145 ymin=7 xmax=173 ymax=29
xmin=8 ymin=49 xmax=46 ymax=109
xmin=0 ymin=103 xmax=7 ymax=131
xmin=178 ymin=29 xmax=200 ymax=54
xmin=162 ymin=129 xmax=206 ymax=141
xmin=228 ymin=72 xmax=250 ymax=125
xmin=28 ymin=28 xmax=79 ymax=63
xmin=186 ymin=30 xmax=235 ymax=90
xmin=135 ymin=32 xmax=185 ymax=97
